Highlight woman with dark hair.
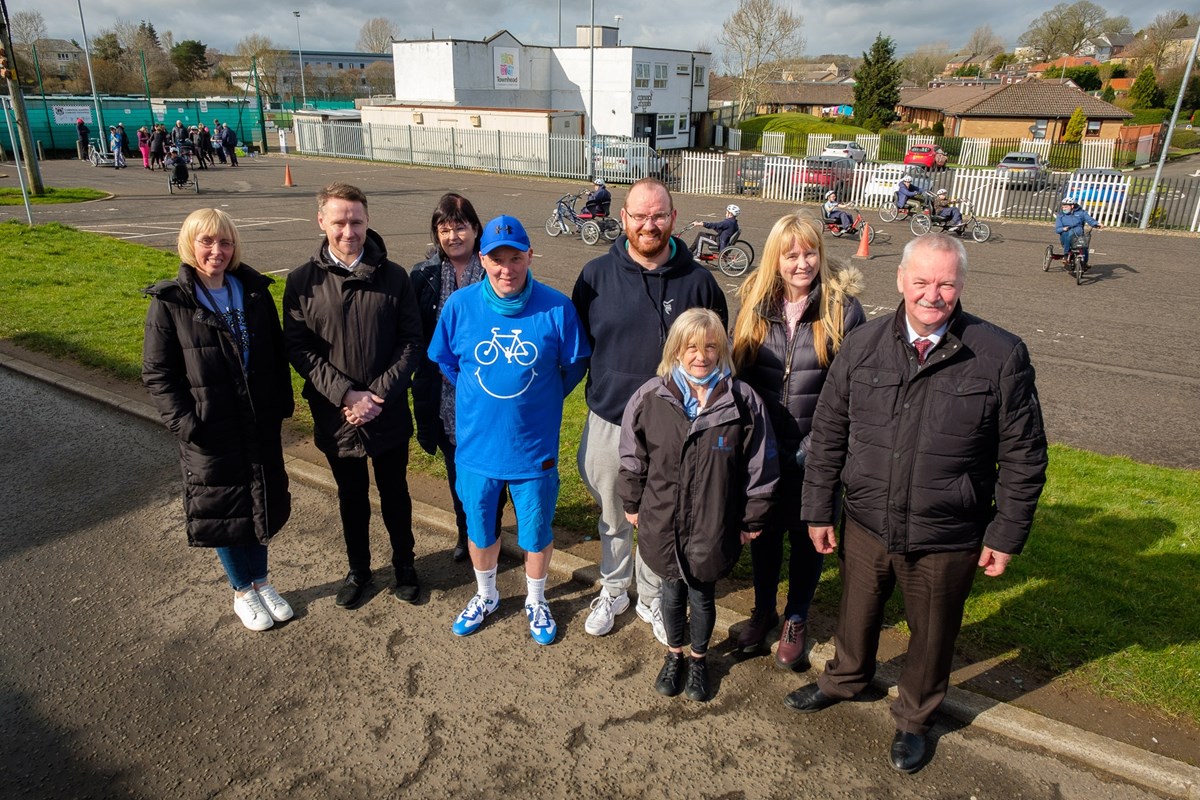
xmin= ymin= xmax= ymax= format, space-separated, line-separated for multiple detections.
xmin=730 ymin=213 xmax=865 ymax=667
xmin=142 ymin=208 xmax=295 ymax=631
xmin=149 ymin=124 xmax=167 ymax=170
xmin=410 ymin=193 xmax=503 ymax=561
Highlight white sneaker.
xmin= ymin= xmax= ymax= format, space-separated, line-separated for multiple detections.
xmin=255 ymin=583 xmax=294 ymax=622
xmin=584 ymin=590 xmax=631 ymax=636
xmin=233 ymin=590 xmax=274 ymax=631
xmin=635 ymin=598 xmax=669 ymax=646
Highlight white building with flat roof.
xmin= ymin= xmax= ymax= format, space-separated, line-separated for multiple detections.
xmin=387 ymin=28 xmax=709 ymax=149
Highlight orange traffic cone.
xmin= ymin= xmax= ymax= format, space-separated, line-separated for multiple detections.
xmin=851 ymin=224 xmax=872 ymax=260
xmin=283 ymin=163 xmax=295 ymax=187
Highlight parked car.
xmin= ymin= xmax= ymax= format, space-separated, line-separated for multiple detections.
xmin=822 ymin=140 xmax=868 ymax=163
xmin=735 ymin=154 xmax=765 ymax=195
xmin=996 ymin=151 xmax=1050 ymax=189
xmin=780 ymin=156 xmax=856 ymax=196
xmin=904 ymin=144 xmax=948 ymax=170
xmin=862 ymin=163 xmax=933 ymax=203
xmin=594 ymin=142 xmax=668 ymax=182
xmin=1059 ymin=167 xmax=1127 ymax=207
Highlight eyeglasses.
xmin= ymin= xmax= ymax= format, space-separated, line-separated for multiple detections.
xmin=436 ymin=224 xmax=472 ymax=237
xmin=625 ymin=212 xmax=672 ymax=226
xmin=195 ymin=236 xmax=235 ymax=249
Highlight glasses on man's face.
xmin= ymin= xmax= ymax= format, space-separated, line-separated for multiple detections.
xmin=195 ymin=236 xmax=234 ymax=249
xmin=437 ymin=224 xmax=471 ymax=238
xmin=626 ymin=212 xmax=672 ymax=226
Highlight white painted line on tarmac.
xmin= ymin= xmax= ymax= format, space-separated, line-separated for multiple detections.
xmin=77 ymin=217 xmax=309 ymax=240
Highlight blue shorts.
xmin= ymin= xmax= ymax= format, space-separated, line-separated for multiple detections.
xmin=455 ymin=468 xmax=558 ymax=553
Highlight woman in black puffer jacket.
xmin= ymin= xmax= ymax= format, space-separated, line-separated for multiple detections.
xmin=731 ymin=213 xmax=865 ymax=668
xmin=142 ymin=208 xmax=295 ymax=632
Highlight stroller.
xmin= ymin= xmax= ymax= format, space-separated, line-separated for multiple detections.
xmin=166 ymin=148 xmax=199 ymax=194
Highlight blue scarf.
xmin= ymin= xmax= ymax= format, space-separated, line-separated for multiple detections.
xmin=481 ymin=271 xmax=535 ymax=316
xmin=671 ymin=365 xmax=728 ymax=420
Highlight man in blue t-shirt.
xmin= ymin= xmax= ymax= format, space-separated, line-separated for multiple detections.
xmin=428 ymin=215 xmax=590 ymax=646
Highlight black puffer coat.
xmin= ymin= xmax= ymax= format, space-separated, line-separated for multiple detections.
xmin=283 ymin=229 xmax=423 ymax=458
xmin=410 ymin=253 xmax=450 ymax=445
xmin=142 ymin=264 xmax=294 ymax=547
xmin=802 ymin=303 xmax=1047 ymax=555
xmin=618 ymin=376 xmax=778 ymax=584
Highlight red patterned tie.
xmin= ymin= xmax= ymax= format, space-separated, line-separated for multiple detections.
xmin=913 ymin=337 xmax=932 ymax=366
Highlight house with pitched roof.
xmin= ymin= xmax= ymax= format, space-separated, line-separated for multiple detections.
xmin=926 ymin=79 xmax=1132 ymax=140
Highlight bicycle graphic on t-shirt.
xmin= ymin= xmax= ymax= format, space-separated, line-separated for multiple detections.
xmin=474 ymin=327 xmax=539 ymax=366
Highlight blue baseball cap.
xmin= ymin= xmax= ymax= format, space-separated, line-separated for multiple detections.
xmin=479 ymin=215 xmax=531 ymax=255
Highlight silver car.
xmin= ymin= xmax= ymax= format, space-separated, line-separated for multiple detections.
xmin=822 ymin=140 xmax=868 ymax=163
xmin=996 ymin=151 xmax=1050 ymax=189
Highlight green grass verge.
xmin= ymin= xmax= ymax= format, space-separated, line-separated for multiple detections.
xmin=738 ymin=114 xmax=871 ymax=137
xmin=0 ymin=187 xmax=109 ymax=205
xmin=2 ymin=220 xmax=1197 ymax=723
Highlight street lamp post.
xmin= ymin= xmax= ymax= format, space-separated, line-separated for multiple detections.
xmin=293 ymin=11 xmax=307 ymax=108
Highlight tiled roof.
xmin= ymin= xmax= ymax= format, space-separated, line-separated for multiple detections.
xmin=902 ymin=85 xmax=994 ymax=110
xmin=944 ymin=79 xmax=1132 ymax=119
xmin=1031 ymin=55 xmax=1100 ymax=71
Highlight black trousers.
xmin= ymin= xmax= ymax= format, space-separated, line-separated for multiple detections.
xmin=661 ymin=577 xmax=717 ymax=656
xmin=817 ymin=517 xmax=979 ymax=734
xmin=326 ymin=446 xmax=414 ymax=580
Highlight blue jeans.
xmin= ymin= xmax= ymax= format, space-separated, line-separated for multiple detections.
xmin=216 ymin=544 xmax=268 ymax=591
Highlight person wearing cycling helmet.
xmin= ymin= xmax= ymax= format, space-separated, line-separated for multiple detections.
xmin=691 ymin=204 xmax=741 ymax=255
xmin=822 ymin=191 xmax=854 ymax=232
xmin=896 ymin=175 xmax=924 ymax=212
xmin=1055 ymin=197 xmax=1101 ymax=270
xmin=583 ymin=178 xmax=612 ymax=217
xmin=932 ymin=189 xmax=963 ymax=230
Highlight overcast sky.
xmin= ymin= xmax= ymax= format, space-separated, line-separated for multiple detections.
xmin=16 ymin=0 xmax=1192 ymax=61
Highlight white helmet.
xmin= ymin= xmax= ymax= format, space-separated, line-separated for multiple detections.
xmin=726 ymin=204 xmax=741 ymax=217
xmin=825 ymin=190 xmax=836 ymax=199
xmin=593 ymin=177 xmax=606 ymax=186
xmin=936 ymin=188 xmax=947 ymax=196
xmin=902 ymin=175 xmax=913 ymax=183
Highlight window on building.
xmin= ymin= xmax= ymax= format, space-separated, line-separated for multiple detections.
xmin=634 ymin=62 xmax=650 ymax=89
xmin=693 ymin=66 xmax=705 ymax=86
xmin=338 ymin=62 xmax=344 ymax=69
xmin=1032 ymin=119 xmax=1048 ymax=139
xmin=654 ymin=63 xmax=669 ymax=89
xmin=657 ymin=115 xmax=675 ymax=137
xmin=1086 ymin=120 xmax=1102 ymax=137
xmin=360 ymin=63 xmax=365 ymax=70
xmin=678 ymin=114 xmax=688 ymax=132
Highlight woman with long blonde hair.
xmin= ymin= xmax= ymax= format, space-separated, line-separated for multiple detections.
xmin=730 ymin=213 xmax=865 ymax=667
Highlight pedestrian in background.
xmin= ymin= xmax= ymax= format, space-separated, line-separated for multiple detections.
xmin=142 ymin=208 xmax=295 ymax=632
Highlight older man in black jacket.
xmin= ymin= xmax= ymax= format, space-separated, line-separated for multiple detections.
xmin=785 ymin=233 xmax=1047 ymax=774
xmin=284 ymin=182 xmax=424 ymax=609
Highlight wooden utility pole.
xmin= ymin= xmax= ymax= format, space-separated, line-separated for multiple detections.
xmin=0 ymin=2 xmax=44 ymax=195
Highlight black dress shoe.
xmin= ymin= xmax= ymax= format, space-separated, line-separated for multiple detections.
xmin=783 ymin=683 xmax=841 ymax=713
xmin=393 ymin=564 xmax=420 ymax=604
xmin=335 ymin=573 xmax=370 ymax=608
xmin=452 ymin=534 xmax=469 ymax=563
xmin=655 ymin=652 xmax=686 ymax=696
xmin=890 ymin=730 xmax=927 ymax=773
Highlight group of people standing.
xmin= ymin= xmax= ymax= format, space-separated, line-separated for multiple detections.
xmin=117 ymin=120 xmax=240 ymax=171
xmin=141 ymin=176 xmax=1047 ymax=774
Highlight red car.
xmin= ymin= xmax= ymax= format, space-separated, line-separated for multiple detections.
xmin=904 ymin=144 xmax=948 ymax=170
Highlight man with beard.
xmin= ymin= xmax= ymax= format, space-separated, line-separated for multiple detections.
xmin=571 ymin=178 xmax=729 ymax=642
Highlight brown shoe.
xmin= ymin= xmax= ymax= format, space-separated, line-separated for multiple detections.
xmin=775 ymin=618 xmax=808 ymax=670
xmin=737 ymin=607 xmax=779 ymax=653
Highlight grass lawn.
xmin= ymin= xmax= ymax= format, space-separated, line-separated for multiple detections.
xmin=737 ymin=113 xmax=872 ymax=138
xmin=0 ymin=187 xmax=109 ymax=205
xmin=2 ymin=220 xmax=1197 ymax=723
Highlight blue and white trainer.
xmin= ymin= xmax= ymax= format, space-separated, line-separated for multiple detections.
xmin=452 ymin=592 xmax=498 ymax=637
xmin=525 ymin=600 xmax=557 ymax=646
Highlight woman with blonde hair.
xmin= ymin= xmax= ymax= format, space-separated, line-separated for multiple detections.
xmin=730 ymin=213 xmax=865 ymax=667
xmin=618 ymin=308 xmax=778 ymax=702
xmin=142 ymin=208 xmax=295 ymax=631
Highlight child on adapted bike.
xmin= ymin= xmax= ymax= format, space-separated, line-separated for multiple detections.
xmin=690 ymin=204 xmax=740 ymax=256
xmin=896 ymin=175 xmax=925 ymax=213
xmin=582 ymin=178 xmax=612 ymax=217
xmin=1055 ymin=197 xmax=1101 ymax=269
xmin=166 ymin=146 xmax=190 ymax=186
xmin=822 ymin=191 xmax=854 ymax=232
xmin=932 ymin=189 xmax=963 ymax=231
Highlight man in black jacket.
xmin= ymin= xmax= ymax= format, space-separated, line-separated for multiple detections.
xmin=571 ymin=178 xmax=728 ymax=643
xmin=785 ymin=233 xmax=1047 ymax=774
xmin=284 ymin=183 xmax=424 ymax=609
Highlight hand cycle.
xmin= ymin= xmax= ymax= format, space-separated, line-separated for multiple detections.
xmin=1042 ymin=227 xmax=1096 ymax=286
xmin=544 ymin=191 xmax=623 ymax=245
xmin=909 ymin=197 xmax=991 ymax=242
xmin=823 ymin=204 xmax=876 ymax=244
xmin=878 ymin=190 xmax=933 ymax=223
xmin=679 ymin=222 xmax=755 ymax=277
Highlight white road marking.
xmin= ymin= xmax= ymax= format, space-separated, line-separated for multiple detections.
xmin=76 ymin=217 xmax=308 ymax=240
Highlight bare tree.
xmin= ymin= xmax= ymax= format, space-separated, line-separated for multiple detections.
xmin=902 ymin=43 xmax=951 ymax=87
xmin=232 ymin=34 xmax=288 ymax=99
xmin=9 ymin=10 xmax=48 ymax=47
xmin=364 ymin=61 xmax=395 ymax=96
xmin=718 ymin=0 xmax=805 ymax=118
xmin=1129 ymin=11 xmax=1189 ymax=70
xmin=1018 ymin=1 xmax=1130 ymax=60
xmin=965 ymin=25 xmax=1005 ymax=58
xmin=357 ymin=17 xmax=399 ymax=53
